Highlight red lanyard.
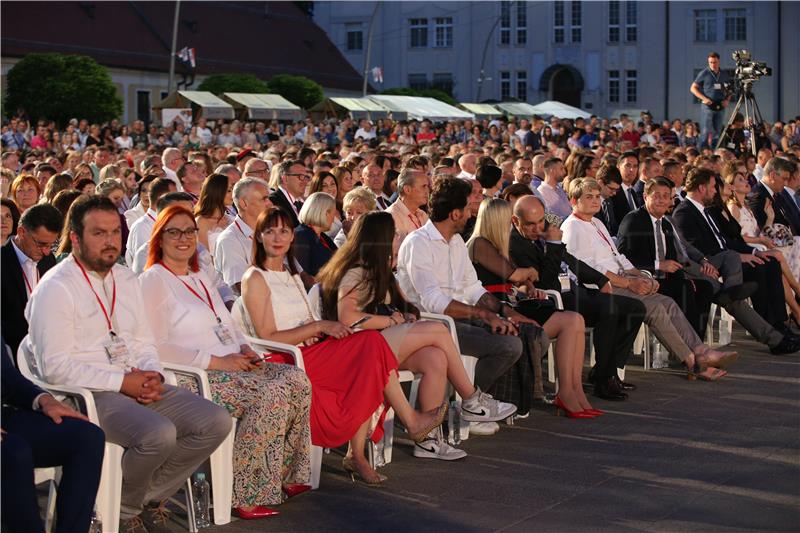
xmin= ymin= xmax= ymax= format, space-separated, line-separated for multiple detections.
xmin=159 ymin=262 xmax=219 ymax=321
xmin=592 ymin=220 xmax=617 ymax=253
xmin=234 ymin=220 xmax=252 ymax=240
xmin=408 ymin=213 xmax=421 ymax=229
xmin=147 ymin=212 xmax=156 ymax=222
xmin=75 ymin=258 xmax=117 ymax=333
xmin=20 ymin=264 xmax=39 ymax=294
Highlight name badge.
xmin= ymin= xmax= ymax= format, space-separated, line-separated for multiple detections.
xmin=558 ymin=273 xmax=571 ymax=293
xmin=104 ymin=334 xmax=132 ymax=370
xmin=214 ymin=323 xmax=235 ymax=345
xmin=713 ymin=83 xmax=722 ymax=90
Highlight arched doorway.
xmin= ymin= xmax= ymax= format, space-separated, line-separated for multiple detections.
xmin=539 ymin=65 xmax=584 ymax=107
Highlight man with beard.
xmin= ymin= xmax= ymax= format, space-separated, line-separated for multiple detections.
xmin=25 ymin=195 xmax=231 ymax=532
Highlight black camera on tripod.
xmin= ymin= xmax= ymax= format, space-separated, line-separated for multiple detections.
xmin=732 ymin=50 xmax=772 ymax=83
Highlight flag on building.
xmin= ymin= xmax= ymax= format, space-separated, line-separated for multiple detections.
xmin=177 ymin=47 xmax=196 ymax=68
xmin=371 ymin=66 xmax=383 ymax=84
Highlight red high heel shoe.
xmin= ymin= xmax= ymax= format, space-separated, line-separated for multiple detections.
xmin=283 ymin=483 xmax=312 ymax=499
xmin=233 ymin=506 xmax=280 ymax=519
xmin=554 ymin=396 xmax=596 ymax=419
xmin=583 ymin=408 xmax=605 ymax=416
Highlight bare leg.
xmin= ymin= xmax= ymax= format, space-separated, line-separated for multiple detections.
xmin=344 ymin=420 xmax=384 ymax=484
xmin=775 ymin=252 xmax=800 ymax=295
xmin=394 ymin=321 xmax=476 ymax=399
xmin=782 ymin=277 xmax=800 ymax=323
xmin=399 ymin=346 xmax=448 ymax=411
xmin=382 ymin=371 xmax=442 ymax=436
xmin=542 ymin=312 xmax=589 ymax=412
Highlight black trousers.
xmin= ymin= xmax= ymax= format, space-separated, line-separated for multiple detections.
xmin=743 ymin=258 xmax=787 ymax=326
xmin=658 ymin=276 xmax=715 ymax=339
xmin=1 ymin=409 xmax=105 ymax=533
xmin=562 ymin=286 xmax=646 ymax=380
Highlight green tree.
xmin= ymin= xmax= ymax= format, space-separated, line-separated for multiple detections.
xmin=266 ymin=74 xmax=323 ymax=110
xmin=5 ymin=53 xmax=122 ymax=126
xmin=197 ymin=73 xmax=269 ymax=95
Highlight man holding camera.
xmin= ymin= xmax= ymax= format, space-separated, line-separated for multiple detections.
xmin=690 ymin=52 xmax=730 ymax=149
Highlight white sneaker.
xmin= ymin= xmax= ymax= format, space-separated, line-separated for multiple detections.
xmin=413 ymin=434 xmax=468 ymax=461
xmin=468 ymin=421 xmax=500 ymax=436
xmin=461 ymin=388 xmax=517 ymax=422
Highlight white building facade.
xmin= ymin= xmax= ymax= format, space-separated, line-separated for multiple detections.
xmin=314 ymin=1 xmax=798 ymax=122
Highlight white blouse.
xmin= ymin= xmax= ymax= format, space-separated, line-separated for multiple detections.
xmin=139 ymin=264 xmax=246 ymax=369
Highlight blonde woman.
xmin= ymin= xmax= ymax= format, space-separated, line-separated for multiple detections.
xmin=333 ymin=186 xmax=376 ymax=247
xmin=467 ymin=198 xmax=600 ymax=418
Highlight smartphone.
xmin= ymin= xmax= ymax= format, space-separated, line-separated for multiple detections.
xmin=349 ymin=315 xmax=371 ymax=329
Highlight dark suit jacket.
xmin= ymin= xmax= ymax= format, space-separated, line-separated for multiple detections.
xmin=595 ymin=199 xmax=618 ymax=236
xmin=269 ymin=189 xmax=301 ymax=228
xmin=616 ymin=207 xmax=683 ymax=278
xmin=610 ymin=185 xmax=641 ymax=234
xmin=672 ymin=198 xmax=753 ymax=257
xmin=293 ymin=224 xmax=336 ymax=278
xmin=1 ymin=242 xmax=57 ymax=357
xmin=746 ymin=183 xmax=800 ymax=235
xmin=2 ymin=335 xmax=45 ymax=411
xmin=508 ymin=226 xmax=609 ymax=291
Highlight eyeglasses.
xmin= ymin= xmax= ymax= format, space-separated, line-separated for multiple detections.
xmin=286 ymin=173 xmax=311 ymax=181
xmin=163 ymin=227 xmax=198 ymax=240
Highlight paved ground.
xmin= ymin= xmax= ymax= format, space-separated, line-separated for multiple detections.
xmin=151 ymin=325 xmax=800 ymax=532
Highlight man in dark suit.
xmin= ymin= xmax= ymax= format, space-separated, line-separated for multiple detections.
xmin=617 ymin=178 xmax=714 ymax=338
xmin=268 ymin=158 xmax=308 ymax=227
xmin=595 ymin=164 xmax=623 ymax=235
xmin=632 ymin=157 xmax=662 ymax=200
xmin=609 ymin=151 xmax=642 ymax=235
xmin=746 ymin=157 xmax=800 ymax=235
xmin=509 ymin=195 xmax=646 ymax=400
xmin=673 ymin=168 xmax=798 ymax=351
xmin=1 ymin=204 xmax=61 ymax=358
xmin=1 ymin=335 xmax=105 ymax=533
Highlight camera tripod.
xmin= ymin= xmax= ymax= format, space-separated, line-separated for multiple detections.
xmin=716 ymin=79 xmax=765 ymax=157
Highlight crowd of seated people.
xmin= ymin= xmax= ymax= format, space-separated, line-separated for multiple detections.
xmin=2 ymin=110 xmax=800 ymax=532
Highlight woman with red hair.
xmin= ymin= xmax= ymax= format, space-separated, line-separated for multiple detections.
xmin=139 ymin=205 xmax=312 ymax=520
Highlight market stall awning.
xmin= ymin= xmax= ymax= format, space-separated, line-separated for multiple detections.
xmin=459 ymin=103 xmax=502 ymax=120
xmin=526 ymin=100 xmax=591 ymax=120
xmin=367 ymin=95 xmax=474 ymax=122
xmin=153 ymin=91 xmax=235 ymax=120
xmin=493 ymin=102 xmax=540 ymax=117
xmin=221 ymin=93 xmax=303 ymax=121
xmin=308 ymin=97 xmax=391 ymax=121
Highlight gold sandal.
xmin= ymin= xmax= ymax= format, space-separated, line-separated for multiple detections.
xmin=407 ymin=401 xmax=448 ymax=443
xmin=342 ymin=457 xmax=387 ymax=486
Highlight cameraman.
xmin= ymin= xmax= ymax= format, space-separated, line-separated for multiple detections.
xmin=690 ymin=52 xmax=730 ymax=149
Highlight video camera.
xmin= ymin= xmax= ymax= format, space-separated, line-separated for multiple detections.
xmin=732 ymin=50 xmax=772 ymax=82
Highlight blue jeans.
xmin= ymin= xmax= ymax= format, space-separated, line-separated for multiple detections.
xmin=700 ymin=106 xmax=725 ymax=149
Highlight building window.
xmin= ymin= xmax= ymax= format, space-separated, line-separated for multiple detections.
xmin=516 ymin=1 xmax=527 ymax=45
xmin=409 ymin=18 xmax=428 ymax=48
xmin=571 ymin=1 xmax=582 ymax=43
xmin=408 ymin=73 xmax=428 ymax=90
xmin=608 ymin=70 xmax=620 ymax=103
xmin=516 ymin=71 xmax=527 ymax=101
xmin=625 ymin=70 xmax=637 ymax=103
xmin=432 ymin=73 xmax=454 ymax=95
xmin=554 ymin=1 xmax=565 ymax=43
xmin=500 ymin=1 xmax=511 ymax=45
xmin=136 ymin=90 xmax=151 ymax=125
xmin=434 ymin=17 xmax=453 ymax=48
xmin=694 ymin=9 xmax=716 ymax=42
xmin=500 ymin=71 xmax=511 ymax=101
xmin=724 ymin=8 xmax=746 ymax=41
xmin=608 ymin=0 xmax=620 ymax=42
xmin=346 ymin=23 xmax=363 ymax=51
xmin=625 ymin=1 xmax=637 ymax=42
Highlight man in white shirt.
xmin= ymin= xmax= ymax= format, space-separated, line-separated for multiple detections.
xmin=196 ymin=118 xmax=213 ymax=146
xmin=176 ymin=161 xmax=204 ymax=204
xmin=455 ymin=152 xmax=478 ymax=180
xmin=363 ymin=163 xmax=391 ymax=209
xmin=386 ymin=168 xmax=429 ymax=244
xmin=215 ymin=177 xmax=272 ymax=294
xmin=537 ymin=157 xmax=572 ymax=219
xmin=161 ymin=147 xmax=185 ymax=191
xmin=753 ymin=147 xmax=772 ymax=182
xmin=561 ymin=178 xmax=738 ymax=379
xmin=398 ymin=177 xmax=527 ymax=434
xmin=125 ymin=178 xmax=175 ymax=266
xmin=354 ymin=120 xmax=377 ymax=141
xmin=25 ymin=195 xmax=230 ymax=530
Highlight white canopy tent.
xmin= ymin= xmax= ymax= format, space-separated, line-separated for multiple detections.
xmin=494 ymin=102 xmax=540 ymax=117
xmin=459 ymin=103 xmax=503 ymax=120
xmin=526 ymin=101 xmax=591 ymax=120
xmin=222 ymin=93 xmax=303 ymax=121
xmin=309 ymin=97 xmax=390 ymax=121
xmin=367 ymin=95 xmax=474 ymax=122
xmin=153 ymin=91 xmax=235 ymax=120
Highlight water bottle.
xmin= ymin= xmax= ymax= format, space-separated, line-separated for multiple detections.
xmin=371 ymin=439 xmax=386 ymax=468
xmin=447 ymin=400 xmax=462 ymax=445
xmin=651 ymin=337 xmax=669 ymax=369
xmin=88 ymin=512 xmax=102 ymax=533
xmin=192 ymin=473 xmax=211 ymax=529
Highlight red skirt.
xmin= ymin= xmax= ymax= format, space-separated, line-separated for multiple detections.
xmin=301 ymin=330 xmax=398 ymax=448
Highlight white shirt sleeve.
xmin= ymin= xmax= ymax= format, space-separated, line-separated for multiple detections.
xmin=398 ymin=237 xmax=453 ymax=314
xmin=214 ymin=231 xmax=247 ymax=289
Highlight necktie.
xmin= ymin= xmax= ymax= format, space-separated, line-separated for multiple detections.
xmin=626 ymin=188 xmax=637 ymax=210
xmin=603 ymin=201 xmax=617 ymax=232
xmin=702 ymin=208 xmax=727 ymax=249
xmin=293 ymin=200 xmax=304 ymax=212
xmin=654 ymin=219 xmax=666 ymax=262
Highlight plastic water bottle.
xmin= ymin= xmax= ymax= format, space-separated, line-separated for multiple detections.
xmin=88 ymin=512 xmax=102 ymax=533
xmin=447 ymin=400 xmax=462 ymax=445
xmin=371 ymin=439 xmax=386 ymax=467
xmin=651 ymin=337 xmax=669 ymax=369
xmin=192 ymin=473 xmax=211 ymax=528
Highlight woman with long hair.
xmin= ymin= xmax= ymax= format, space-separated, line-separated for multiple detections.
xmin=238 ymin=207 xmax=447 ymax=485
xmin=317 ymin=211 xmax=516 ymax=459
xmin=467 ymin=198 xmax=600 ymax=418
xmin=1 ymin=198 xmax=20 ymax=243
xmin=140 ymin=205 xmax=311 ymax=519
xmin=195 ymin=173 xmax=234 ymax=253
xmin=40 ymin=173 xmax=73 ymax=205
xmin=330 ymin=166 xmax=355 ymax=211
